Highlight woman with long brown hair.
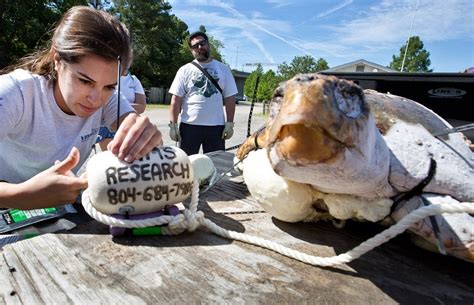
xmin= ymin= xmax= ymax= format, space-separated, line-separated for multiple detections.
xmin=0 ymin=6 xmax=162 ymax=209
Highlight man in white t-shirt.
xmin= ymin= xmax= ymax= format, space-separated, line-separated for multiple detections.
xmin=168 ymin=31 xmax=237 ymax=155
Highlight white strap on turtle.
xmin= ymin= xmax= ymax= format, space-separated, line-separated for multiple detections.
xmin=82 ymin=180 xmax=474 ymax=267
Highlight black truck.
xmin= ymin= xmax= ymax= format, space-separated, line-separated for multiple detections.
xmin=321 ymin=72 xmax=474 ymax=141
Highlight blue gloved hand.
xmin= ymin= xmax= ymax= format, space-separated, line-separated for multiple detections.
xmin=221 ymin=122 xmax=234 ymax=140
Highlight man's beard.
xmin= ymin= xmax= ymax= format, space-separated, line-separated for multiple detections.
xmin=194 ymin=49 xmax=210 ymax=61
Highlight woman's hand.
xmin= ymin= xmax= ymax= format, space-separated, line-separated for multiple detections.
xmin=108 ymin=113 xmax=163 ymax=162
xmin=3 ymin=147 xmax=88 ymax=209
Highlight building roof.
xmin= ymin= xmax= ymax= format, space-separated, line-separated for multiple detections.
xmin=232 ymin=70 xmax=251 ymax=78
xmin=322 ymin=59 xmax=396 ymax=72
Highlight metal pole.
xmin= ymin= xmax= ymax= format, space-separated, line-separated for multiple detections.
xmin=248 ymin=76 xmax=260 ymax=137
xmin=235 ymin=45 xmax=239 ymax=70
xmin=116 ymin=56 xmax=121 ymax=131
xmin=401 ymin=0 xmax=419 ymax=72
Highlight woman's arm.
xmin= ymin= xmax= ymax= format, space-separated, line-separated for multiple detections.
xmin=131 ymin=93 xmax=146 ymax=114
xmin=0 ymin=148 xmax=87 ymax=209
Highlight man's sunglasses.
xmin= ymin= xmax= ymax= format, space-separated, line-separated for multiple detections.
xmin=190 ymin=40 xmax=208 ymax=49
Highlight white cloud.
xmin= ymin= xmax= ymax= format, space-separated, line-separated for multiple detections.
xmin=265 ymin=0 xmax=293 ymax=8
xmin=169 ymin=0 xmax=473 ymax=71
xmin=242 ymin=31 xmax=275 ymax=63
xmin=172 ymin=2 xmax=311 ymax=62
xmin=330 ymin=0 xmax=473 ymax=45
xmin=317 ymin=0 xmax=353 ymax=18
xmin=291 ymin=0 xmax=473 ymax=66
xmin=217 ymin=3 xmax=310 ymax=56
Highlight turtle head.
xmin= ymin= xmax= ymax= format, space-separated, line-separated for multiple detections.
xmin=267 ymin=73 xmax=370 ymax=165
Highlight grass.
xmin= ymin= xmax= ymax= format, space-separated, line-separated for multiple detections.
xmin=253 ymin=112 xmax=269 ymax=118
xmin=144 ymin=102 xmax=269 ymax=119
xmin=146 ymin=104 xmax=169 ymax=110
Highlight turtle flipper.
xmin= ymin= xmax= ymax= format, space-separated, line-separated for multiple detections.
xmin=235 ymin=127 xmax=269 ymax=160
xmin=391 ymin=194 xmax=474 ymax=262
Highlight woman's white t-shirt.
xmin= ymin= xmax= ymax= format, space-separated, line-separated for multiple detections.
xmin=0 ymin=69 xmax=134 ymax=183
xmin=120 ymin=73 xmax=145 ymax=104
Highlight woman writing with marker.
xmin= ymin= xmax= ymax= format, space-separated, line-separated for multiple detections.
xmin=0 ymin=6 xmax=162 ymax=209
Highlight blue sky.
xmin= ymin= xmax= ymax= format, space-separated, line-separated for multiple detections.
xmin=168 ymin=0 xmax=474 ymax=73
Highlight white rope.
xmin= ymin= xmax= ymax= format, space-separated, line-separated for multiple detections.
xmin=82 ymin=181 xmax=474 ymax=267
xmin=81 ymin=181 xmax=203 ymax=236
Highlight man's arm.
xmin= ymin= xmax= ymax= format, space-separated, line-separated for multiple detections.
xmin=170 ymin=95 xmax=182 ymax=123
xmin=224 ymin=95 xmax=236 ymax=122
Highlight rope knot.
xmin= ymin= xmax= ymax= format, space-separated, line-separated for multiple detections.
xmin=167 ymin=214 xmax=186 ymax=232
xmin=184 ymin=210 xmax=204 ymax=232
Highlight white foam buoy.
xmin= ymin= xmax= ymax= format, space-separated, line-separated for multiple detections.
xmin=86 ymin=146 xmax=194 ymax=215
xmin=188 ymin=154 xmax=216 ymax=186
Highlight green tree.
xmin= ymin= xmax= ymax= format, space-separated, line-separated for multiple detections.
xmin=88 ymin=0 xmax=111 ymax=9
xmin=175 ymin=38 xmax=194 ymax=67
xmin=244 ymin=64 xmax=263 ymax=100
xmin=277 ymin=55 xmax=329 ymax=80
xmin=389 ymin=36 xmax=432 ymax=72
xmin=0 ymin=0 xmax=87 ymax=69
xmin=315 ymin=58 xmax=330 ymax=72
xmin=257 ymin=69 xmax=279 ymax=102
xmin=111 ymin=0 xmax=189 ymax=88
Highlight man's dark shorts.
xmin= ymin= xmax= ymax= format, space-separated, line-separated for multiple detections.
xmin=179 ymin=123 xmax=224 ymax=155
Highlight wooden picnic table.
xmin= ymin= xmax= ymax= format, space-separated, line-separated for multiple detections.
xmin=1 ymin=151 xmax=473 ymax=304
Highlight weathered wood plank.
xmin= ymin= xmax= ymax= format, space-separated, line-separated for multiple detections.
xmin=1 ymin=151 xmax=473 ymax=304
xmin=1 ymin=226 xmax=395 ymax=304
xmin=0 ymin=254 xmax=21 ymax=305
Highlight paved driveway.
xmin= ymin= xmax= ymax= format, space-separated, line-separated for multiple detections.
xmin=144 ymin=102 xmax=268 ymax=152
xmin=80 ymin=102 xmax=267 ymax=175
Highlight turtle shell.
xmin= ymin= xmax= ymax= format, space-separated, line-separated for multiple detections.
xmin=237 ymin=73 xmax=474 ymax=262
